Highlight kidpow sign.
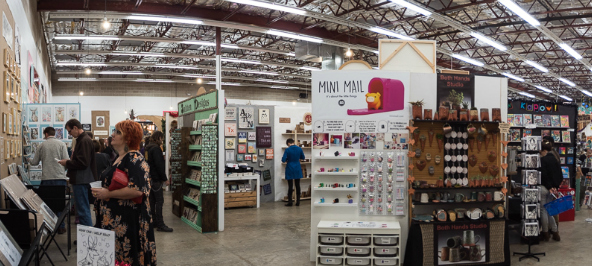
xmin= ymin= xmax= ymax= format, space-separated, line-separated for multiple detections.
xmin=517 ymin=102 xmax=558 ymax=112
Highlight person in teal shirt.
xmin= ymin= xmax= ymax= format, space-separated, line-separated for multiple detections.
xmin=282 ymin=138 xmax=305 ymax=206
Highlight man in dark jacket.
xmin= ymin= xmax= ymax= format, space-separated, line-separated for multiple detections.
xmin=145 ymin=131 xmax=173 ymax=232
xmin=58 ymin=119 xmax=97 ymax=227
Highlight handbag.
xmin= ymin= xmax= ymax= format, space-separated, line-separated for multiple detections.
xmin=108 ymin=168 xmax=143 ymax=204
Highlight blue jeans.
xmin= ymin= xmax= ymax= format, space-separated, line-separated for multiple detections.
xmin=40 ymin=179 xmax=68 ymax=229
xmin=72 ymin=184 xmax=93 ymax=226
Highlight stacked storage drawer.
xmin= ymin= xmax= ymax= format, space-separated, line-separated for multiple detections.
xmin=317 ymin=233 xmax=400 ymax=265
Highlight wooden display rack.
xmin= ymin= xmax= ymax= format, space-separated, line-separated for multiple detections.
xmin=224 ymin=191 xmax=256 ymax=208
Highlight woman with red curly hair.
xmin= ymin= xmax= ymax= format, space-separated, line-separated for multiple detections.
xmin=91 ymin=120 xmax=156 ymax=265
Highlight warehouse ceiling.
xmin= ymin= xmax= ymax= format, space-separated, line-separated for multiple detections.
xmin=37 ymin=0 xmax=592 ymax=100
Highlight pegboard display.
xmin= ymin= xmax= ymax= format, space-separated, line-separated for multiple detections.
xmin=201 ymin=124 xmax=218 ymax=194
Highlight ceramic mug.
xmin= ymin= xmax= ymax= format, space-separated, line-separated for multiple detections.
xmin=420 ymin=193 xmax=429 ymax=203
xmin=443 ymin=123 xmax=452 ymax=134
xmin=449 ymin=247 xmax=467 ymax=262
xmin=439 ymin=247 xmax=450 ymax=261
xmin=455 ymin=193 xmax=465 ymax=203
xmin=470 ymin=191 xmax=478 ymax=201
xmin=447 ymin=236 xmax=462 ymax=248
xmin=494 ymin=191 xmax=503 ymax=201
xmin=469 ymin=245 xmax=486 ymax=261
xmin=485 ymin=192 xmax=493 ymax=202
xmin=463 ymin=230 xmax=481 ymax=246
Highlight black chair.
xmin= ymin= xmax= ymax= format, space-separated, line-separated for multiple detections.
xmin=38 ymin=206 xmax=70 ymax=265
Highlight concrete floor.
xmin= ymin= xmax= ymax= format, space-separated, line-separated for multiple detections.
xmin=44 ymin=192 xmax=592 ymax=265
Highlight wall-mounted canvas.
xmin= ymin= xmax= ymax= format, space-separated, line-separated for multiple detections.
xmin=238 ymin=107 xmax=254 ymax=129
xmin=224 ymin=123 xmax=237 ymax=137
xmin=258 ymin=109 xmax=270 ymax=124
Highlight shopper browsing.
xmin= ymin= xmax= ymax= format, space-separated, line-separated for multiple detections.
xmin=30 ymin=126 xmax=69 ymax=234
xmin=145 ymin=131 xmax=173 ymax=232
xmin=281 ymin=138 xmax=305 ymax=206
xmin=539 ymin=140 xmax=562 ymax=242
xmin=91 ymin=120 xmax=156 ymax=265
xmin=58 ymin=119 xmax=97 ymax=227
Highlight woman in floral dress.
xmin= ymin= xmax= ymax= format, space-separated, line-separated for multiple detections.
xmin=91 ymin=120 xmax=156 ymax=265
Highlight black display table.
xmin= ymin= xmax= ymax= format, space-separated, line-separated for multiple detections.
xmin=404 ymin=219 xmax=510 ymax=266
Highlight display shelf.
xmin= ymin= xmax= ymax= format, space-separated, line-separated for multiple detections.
xmin=412 ymin=200 xmax=505 ymax=205
xmin=412 ymin=119 xmax=500 ymax=125
xmin=411 ymin=218 xmax=506 ymax=224
xmin=314 ymin=172 xmax=358 ymax=176
xmin=183 ymin=196 xmax=202 ymax=212
xmin=313 ymin=187 xmax=358 ymax=191
xmin=187 ymin=161 xmax=202 ymax=167
xmin=185 ymin=178 xmax=201 ymax=187
xmin=181 ymin=217 xmax=202 ymax=232
xmin=282 ymin=133 xmax=295 ymax=135
xmin=510 ymin=126 xmax=571 ymax=129
xmin=413 ymin=186 xmax=503 ymax=191
xmin=282 ymin=162 xmax=311 ymax=165
xmin=283 ymin=178 xmax=311 ymax=180
xmin=282 ymin=146 xmax=312 ymax=149
xmin=189 ymin=145 xmax=202 ymax=150
xmin=190 ymin=130 xmax=202 ymax=135
xmin=313 ymin=203 xmax=357 ymax=207
xmin=314 ymin=156 xmax=359 ymax=160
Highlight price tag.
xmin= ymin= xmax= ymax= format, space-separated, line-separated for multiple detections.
xmin=525 ymin=124 xmax=537 ymax=129
xmin=568 ymin=128 xmax=575 ymax=132
xmin=498 ymin=123 xmax=511 ymax=134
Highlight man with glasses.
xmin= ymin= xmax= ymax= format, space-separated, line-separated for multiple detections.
xmin=58 ymin=119 xmax=97 ymax=227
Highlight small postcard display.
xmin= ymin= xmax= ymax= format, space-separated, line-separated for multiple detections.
xmin=520 ymin=136 xmax=541 ymax=239
xmin=24 ymin=103 xmax=81 ymax=183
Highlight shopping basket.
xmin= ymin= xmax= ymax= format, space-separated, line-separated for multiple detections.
xmin=544 ymin=192 xmax=574 ymax=216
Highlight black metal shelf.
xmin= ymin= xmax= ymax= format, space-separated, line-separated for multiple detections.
xmin=413 ymin=186 xmax=504 ymax=191
xmin=412 ymin=119 xmax=501 ymax=125
xmin=412 ymin=218 xmax=507 ymax=224
xmin=412 ymin=200 xmax=505 ymax=205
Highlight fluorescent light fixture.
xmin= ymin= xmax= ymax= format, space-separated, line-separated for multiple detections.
xmin=221 ymin=58 xmax=261 ymax=65
xmin=502 ymin=73 xmax=524 ymax=82
xmin=559 ymin=43 xmax=583 ymax=60
xmin=272 ymin=86 xmax=299 ymax=89
xmin=535 ymin=85 xmax=552 ymax=93
xmin=286 ymin=53 xmax=296 ymax=57
xmin=498 ymin=0 xmax=540 ymax=27
xmin=559 ymin=95 xmax=573 ymax=101
xmin=256 ymin=78 xmax=289 ymax=84
xmin=207 ymin=82 xmax=241 ymax=86
xmin=57 ymin=78 xmax=97 ymax=81
xmin=369 ymin=27 xmax=414 ymax=40
xmin=470 ymin=32 xmax=507 ymax=51
xmin=266 ymin=29 xmax=323 ymax=43
xmin=519 ymin=92 xmax=535 ymax=98
xmin=127 ymin=15 xmax=203 ymax=25
xmin=225 ymin=0 xmax=306 ymax=15
xmin=451 ymin=54 xmax=484 ymax=67
xmin=300 ymin=66 xmax=321 ymax=71
xmin=98 ymin=71 xmax=145 ymax=75
xmin=180 ymin=41 xmax=216 ymax=46
xmin=56 ymin=62 xmax=108 ymax=67
xmin=581 ymin=90 xmax=592 ymax=97
xmin=135 ymin=79 xmax=174 ymax=83
xmin=112 ymin=52 xmax=167 ymax=57
xmin=54 ymin=35 xmax=120 ymax=41
xmin=221 ymin=44 xmax=239 ymax=49
xmin=525 ymin=60 xmax=548 ymax=72
xmin=558 ymin=77 xmax=576 ymax=87
xmin=239 ymin=70 xmax=279 ymax=76
xmin=389 ymin=0 xmax=432 ymax=16
xmin=180 ymin=74 xmax=215 ymax=78
xmin=154 ymin=65 xmax=200 ymax=70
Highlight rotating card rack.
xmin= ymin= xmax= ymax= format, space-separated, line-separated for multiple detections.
xmin=513 ymin=136 xmax=545 ymax=261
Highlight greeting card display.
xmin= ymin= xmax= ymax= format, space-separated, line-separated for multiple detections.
xmin=521 ymin=136 xmax=541 ymax=151
xmin=522 ymin=155 xmax=540 ymax=168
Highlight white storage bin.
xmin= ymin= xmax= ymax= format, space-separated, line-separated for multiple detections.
xmin=374 ymin=258 xmax=399 ymax=266
xmin=319 ymin=234 xmax=344 ymax=245
xmin=346 ymin=257 xmax=371 ymax=265
xmin=374 ymin=247 xmax=398 ymax=257
xmin=318 ymin=256 xmax=343 ymax=265
xmin=373 ymin=235 xmax=399 ymax=246
xmin=346 ymin=235 xmax=371 ymax=246
xmin=319 ymin=245 xmax=344 ymax=256
xmin=346 ymin=247 xmax=371 ymax=256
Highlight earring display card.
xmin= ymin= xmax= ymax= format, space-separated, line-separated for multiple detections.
xmin=443 ymin=126 xmax=469 ymax=187
xmin=201 ymin=125 xmax=219 ymax=194
xmin=359 ymin=151 xmax=407 ymax=216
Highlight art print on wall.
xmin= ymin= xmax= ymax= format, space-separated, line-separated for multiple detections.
xmin=225 ymin=150 xmax=235 ymax=162
xmin=96 ymin=116 xmax=105 ymax=128
xmin=256 ymin=126 xmax=272 ymax=148
xmin=2 ymin=113 xmax=5 ymax=133
xmin=28 ymin=106 xmax=38 ymax=122
xmin=224 ymin=123 xmax=237 ymax=137
xmin=247 ymin=142 xmax=256 ymax=154
xmin=68 ymin=106 xmax=78 ymax=120
xmin=265 ymin=149 xmax=274 ymax=160
xmin=238 ymin=132 xmax=247 ymax=143
xmin=258 ymin=109 xmax=270 ymax=124
xmin=238 ymin=107 xmax=254 ymax=129
xmin=252 ymin=154 xmax=258 ymax=163
xmin=245 ymin=154 xmax=252 ymax=161
xmin=236 ymin=154 xmax=244 ymax=162
xmin=55 ymin=128 xmax=64 ymax=140
xmin=224 ymin=107 xmax=237 ymax=120
xmin=224 ymin=138 xmax=236 ymax=150
xmin=247 ymin=132 xmax=256 ymax=141
xmin=54 ymin=106 xmax=65 ymax=122
xmin=258 ymin=149 xmax=265 ymax=156
xmin=237 ymin=144 xmax=247 ymax=154
xmin=41 ymin=107 xmax=51 ymax=122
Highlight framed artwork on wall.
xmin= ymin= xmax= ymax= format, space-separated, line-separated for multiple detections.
xmin=258 ymin=149 xmax=265 ymax=156
xmin=225 ymin=150 xmax=235 ymax=162
xmin=236 ymin=154 xmax=244 ymax=162
xmin=252 ymin=154 xmax=258 ymax=163
xmin=245 ymin=154 xmax=252 ymax=161
xmin=238 ymin=107 xmax=254 ymax=129
xmin=224 ymin=123 xmax=237 ymax=137
xmin=258 ymin=109 xmax=270 ymax=124
xmin=237 ymin=144 xmax=247 ymax=154
xmin=224 ymin=107 xmax=236 ymax=121
xmin=224 ymin=138 xmax=236 ymax=150
xmin=247 ymin=142 xmax=256 ymax=154
xmin=2 ymin=113 xmax=6 ymax=133
xmin=247 ymin=132 xmax=256 ymax=141
xmin=3 ymin=71 xmax=9 ymax=103
xmin=265 ymin=149 xmax=274 ymax=160
xmin=8 ymin=113 xmax=12 ymax=135
xmin=5 ymin=139 xmax=9 ymax=158
xmin=9 ymin=76 xmax=14 ymax=101
xmin=3 ymin=48 xmax=9 ymax=67
xmin=238 ymin=132 xmax=247 ymax=143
